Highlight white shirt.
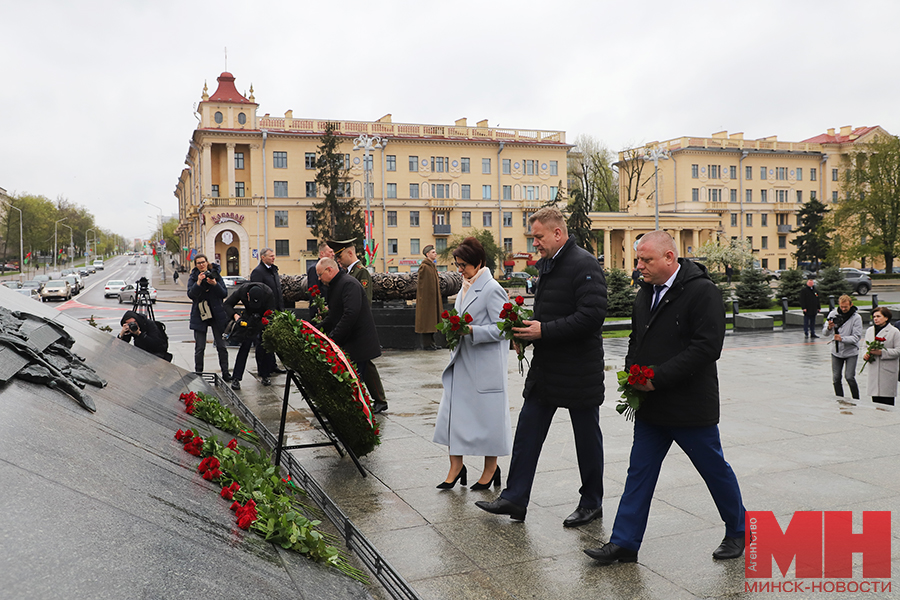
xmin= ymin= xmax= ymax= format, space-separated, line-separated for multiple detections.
xmin=653 ymin=264 xmax=681 ymax=305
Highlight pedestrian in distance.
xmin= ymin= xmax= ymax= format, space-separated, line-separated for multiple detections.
xmin=585 ymin=230 xmax=746 ymax=566
xmin=824 ymin=294 xmax=864 ymax=399
xmin=433 ymin=237 xmax=511 ymax=490
xmin=186 ymin=254 xmax=230 ymax=379
xmin=799 ymin=277 xmax=820 ymax=338
xmin=416 ymin=244 xmax=443 ymax=350
xmin=475 ymin=207 xmax=607 ymax=527
xmin=173 ymin=270 xmax=179 ymax=285
xmin=862 ymin=306 xmax=900 ymax=406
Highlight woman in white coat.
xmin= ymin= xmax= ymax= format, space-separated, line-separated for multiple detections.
xmin=861 ymin=306 xmax=900 ymax=406
xmin=433 ymin=237 xmax=512 ymax=490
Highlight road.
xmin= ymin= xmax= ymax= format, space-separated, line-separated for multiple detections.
xmin=47 ymin=255 xmax=193 ymax=345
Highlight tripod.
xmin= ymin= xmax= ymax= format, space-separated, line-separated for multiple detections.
xmin=131 ymin=278 xmax=155 ymax=321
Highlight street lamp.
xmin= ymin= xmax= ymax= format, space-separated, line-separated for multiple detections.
xmin=85 ymin=228 xmax=95 ymax=262
xmin=60 ymin=223 xmax=74 ymax=267
xmin=145 ymin=201 xmax=167 ymax=283
xmin=0 ymin=189 xmax=24 ymax=280
xmin=352 ymin=134 xmax=386 ymax=267
xmin=643 ymin=147 xmax=670 ymax=231
xmin=54 ymin=217 xmax=67 ymax=270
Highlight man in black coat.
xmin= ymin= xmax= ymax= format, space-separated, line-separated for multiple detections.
xmin=476 ymin=207 xmax=607 ymax=526
xmin=224 ymin=282 xmax=275 ymax=390
xmin=118 ymin=310 xmax=171 ymax=361
xmin=799 ymin=277 xmax=821 ymax=338
xmin=316 ymin=258 xmax=382 ymax=397
xmin=585 ymin=230 xmax=745 ymax=565
xmin=307 ymin=241 xmax=333 ymax=321
xmin=251 ymin=247 xmax=284 ymax=378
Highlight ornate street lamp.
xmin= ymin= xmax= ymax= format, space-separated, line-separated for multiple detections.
xmin=352 ymin=134 xmax=386 ymax=266
xmin=643 ymin=147 xmax=670 ymax=231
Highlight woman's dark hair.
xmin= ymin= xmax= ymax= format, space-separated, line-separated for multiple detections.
xmin=452 ymin=237 xmax=486 ymax=269
xmin=873 ymin=306 xmax=893 ymax=321
xmin=194 ymin=253 xmax=209 ymax=266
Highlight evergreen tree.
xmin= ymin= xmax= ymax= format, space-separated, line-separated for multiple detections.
xmin=566 ymin=187 xmax=596 ymax=254
xmin=605 ymin=268 xmax=637 ymax=317
xmin=311 ymin=124 xmax=364 ymax=248
xmin=790 ymin=198 xmax=832 ymax=271
xmin=735 ymin=267 xmax=772 ymax=309
xmin=815 ymin=265 xmax=852 ymax=300
xmin=776 ymin=269 xmax=805 ymax=307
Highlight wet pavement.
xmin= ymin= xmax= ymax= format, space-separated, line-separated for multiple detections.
xmin=154 ymin=274 xmax=900 ymax=599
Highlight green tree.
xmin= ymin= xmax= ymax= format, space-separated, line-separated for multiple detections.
xmin=440 ymin=228 xmax=505 ymax=274
xmin=162 ymin=217 xmax=180 ymax=254
xmin=735 ymin=267 xmax=772 ymax=309
xmin=776 ymin=269 xmax=805 ymax=307
xmin=790 ymin=197 xmax=831 ymax=271
xmin=566 ymin=187 xmax=596 ymax=254
xmin=311 ymin=124 xmax=364 ymax=250
xmin=815 ymin=265 xmax=852 ymax=300
xmin=834 ymin=134 xmax=900 ymax=271
xmin=571 ymin=135 xmax=618 ymax=212
xmin=605 ymin=268 xmax=636 ymax=317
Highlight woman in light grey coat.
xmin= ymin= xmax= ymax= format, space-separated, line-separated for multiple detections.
xmin=433 ymin=237 xmax=511 ymax=490
xmin=823 ymin=294 xmax=864 ymax=399
xmin=861 ymin=306 xmax=900 ymax=406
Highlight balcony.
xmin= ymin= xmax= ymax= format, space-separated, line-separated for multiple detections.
xmin=705 ymin=201 xmax=729 ymax=213
xmin=777 ymin=225 xmax=792 ymax=233
xmin=202 ymin=197 xmax=255 ymax=207
xmin=772 ymin=203 xmax=795 ymax=212
xmin=433 ymin=224 xmax=452 ymax=236
xmin=428 ymin=199 xmax=455 ymax=210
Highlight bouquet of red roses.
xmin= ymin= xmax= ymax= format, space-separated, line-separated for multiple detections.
xmin=308 ymin=284 xmax=328 ymax=325
xmin=860 ymin=336 xmax=887 ymax=373
xmin=616 ymin=364 xmax=655 ymax=421
xmin=436 ymin=308 xmax=473 ymax=351
xmin=497 ymin=295 xmax=534 ymax=374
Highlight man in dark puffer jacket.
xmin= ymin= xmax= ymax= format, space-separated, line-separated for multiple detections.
xmin=476 ymin=207 xmax=607 ymax=527
xmin=585 ymin=230 xmax=746 ymax=566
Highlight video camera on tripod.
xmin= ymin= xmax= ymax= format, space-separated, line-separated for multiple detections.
xmin=131 ymin=276 xmax=155 ymax=321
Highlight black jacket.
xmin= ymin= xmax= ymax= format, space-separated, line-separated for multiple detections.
xmin=321 ymin=270 xmax=381 ymax=365
xmin=799 ymin=285 xmax=821 ymax=313
xmin=224 ymin=282 xmax=276 ymax=339
xmin=186 ymin=262 xmax=228 ymax=331
xmin=119 ymin=310 xmax=170 ymax=360
xmin=524 ymin=235 xmax=607 ymax=408
xmin=627 ymin=258 xmax=725 ymax=427
xmin=251 ymin=261 xmax=284 ymax=310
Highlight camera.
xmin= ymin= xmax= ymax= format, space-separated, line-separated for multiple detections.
xmin=137 ymin=276 xmax=150 ymax=291
xmin=829 ymin=313 xmax=845 ymax=328
xmin=128 ymin=322 xmax=139 ymax=333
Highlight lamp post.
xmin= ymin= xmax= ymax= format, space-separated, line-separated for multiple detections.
xmin=85 ymin=228 xmax=95 ymax=263
xmin=352 ymin=134 xmax=386 ymax=267
xmin=0 ymin=189 xmax=24 ymax=280
xmin=54 ymin=217 xmax=67 ymax=270
xmin=643 ymin=147 xmax=670 ymax=231
xmin=145 ymin=201 xmax=167 ymax=283
xmin=60 ymin=223 xmax=73 ymax=268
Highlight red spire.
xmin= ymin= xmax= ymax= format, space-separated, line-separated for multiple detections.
xmin=208 ymin=72 xmax=253 ymax=104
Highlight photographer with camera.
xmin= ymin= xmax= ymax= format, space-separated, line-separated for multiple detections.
xmin=187 ymin=253 xmax=231 ymax=379
xmin=118 ymin=310 xmax=171 ymax=361
xmin=823 ymin=294 xmax=863 ymax=399
xmin=223 ymin=281 xmax=275 ymax=391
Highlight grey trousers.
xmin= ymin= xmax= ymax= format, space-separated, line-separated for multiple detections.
xmin=831 ymin=353 xmax=858 ymax=385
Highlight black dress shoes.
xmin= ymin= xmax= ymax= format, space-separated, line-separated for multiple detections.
xmin=584 ymin=542 xmax=638 ymax=565
xmin=372 ymin=401 xmax=388 ymax=414
xmin=261 ymin=377 xmax=272 ymax=386
xmin=474 ymin=497 xmax=526 ymax=521
xmin=563 ymin=506 xmax=603 ymax=528
xmin=230 ymin=380 xmax=241 ymax=390
xmin=712 ymin=535 xmax=745 ymax=560
xmin=222 ymin=371 xmax=232 ymax=382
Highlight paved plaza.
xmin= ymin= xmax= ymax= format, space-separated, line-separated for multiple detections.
xmin=165 ymin=302 xmax=900 ymax=599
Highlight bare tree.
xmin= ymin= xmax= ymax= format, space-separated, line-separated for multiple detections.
xmin=616 ymin=145 xmax=654 ymax=209
xmin=570 ymin=135 xmax=618 ymax=212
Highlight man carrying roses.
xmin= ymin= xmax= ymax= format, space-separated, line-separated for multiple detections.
xmin=585 ymin=230 xmax=746 ymax=565
xmin=475 ymin=207 xmax=607 ymax=527
xmin=224 ymin=282 xmax=276 ymax=390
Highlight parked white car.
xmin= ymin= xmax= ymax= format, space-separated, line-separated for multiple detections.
xmin=104 ymin=280 xmax=127 ymax=297
xmin=117 ymin=283 xmax=158 ymax=304
xmin=93 ymin=259 xmax=105 ymax=270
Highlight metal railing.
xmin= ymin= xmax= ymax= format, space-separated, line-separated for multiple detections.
xmin=200 ymin=373 xmax=423 ymax=600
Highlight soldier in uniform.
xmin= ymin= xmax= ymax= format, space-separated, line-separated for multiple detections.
xmin=328 ymin=238 xmax=388 ymax=414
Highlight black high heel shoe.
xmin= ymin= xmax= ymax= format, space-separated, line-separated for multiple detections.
xmin=436 ymin=465 xmax=467 ymax=489
xmin=470 ymin=466 xmax=501 ymax=491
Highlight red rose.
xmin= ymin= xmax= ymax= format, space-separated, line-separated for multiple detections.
xmin=227 ymin=439 xmax=238 ymax=450
xmin=237 ymin=514 xmax=255 ymax=530
xmin=516 ymin=296 xmax=524 ymax=305
xmin=221 ymin=487 xmax=234 ymax=500
xmin=264 ymin=310 xmax=273 ymax=317
xmin=261 ymin=317 xmax=269 ymax=326
xmin=450 ymin=322 xmax=460 ymax=331
xmin=449 ymin=315 xmax=461 ymax=325
xmin=503 ymin=302 xmax=513 ymax=311
xmin=629 ymin=365 xmax=641 ymax=376
xmin=642 ymin=366 xmax=654 ymax=379
xmin=464 ymin=313 xmax=473 ymax=323
xmin=185 ymin=405 xmax=194 ymax=415
xmin=230 ymin=501 xmax=241 ymax=511
xmin=202 ymin=470 xmax=214 ymax=480
xmin=331 ymin=364 xmax=341 ymax=374
xmin=636 ymin=375 xmax=647 ymax=386
xmin=441 ymin=310 xmax=450 ymax=319
xmin=229 ymin=482 xmax=240 ymax=492
xmin=499 ymin=310 xmax=507 ymax=319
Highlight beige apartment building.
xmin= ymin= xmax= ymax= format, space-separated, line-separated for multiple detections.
xmin=174 ymin=72 xmax=570 ymax=277
xmin=612 ymin=126 xmax=890 ymax=272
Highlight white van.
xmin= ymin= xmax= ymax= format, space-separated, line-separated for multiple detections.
xmin=93 ymin=259 xmax=104 ymax=270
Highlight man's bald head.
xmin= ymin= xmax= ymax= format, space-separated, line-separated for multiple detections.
xmin=635 ymin=230 xmax=679 ymax=285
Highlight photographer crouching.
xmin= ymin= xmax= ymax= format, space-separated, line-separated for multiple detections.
xmin=823 ymin=294 xmax=863 ymax=399
xmin=118 ymin=310 xmax=172 ymax=361
xmin=224 ymin=282 xmax=275 ymax=391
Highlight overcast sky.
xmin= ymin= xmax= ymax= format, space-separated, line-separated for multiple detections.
xmin=2 ymin=0 xmax=898 ymax=243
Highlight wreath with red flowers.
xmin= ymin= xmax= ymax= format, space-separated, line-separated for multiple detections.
xmin=262 ymin=311 xmax=380 ymax=457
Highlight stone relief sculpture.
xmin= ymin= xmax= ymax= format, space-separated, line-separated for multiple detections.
xmin=0 ymin=306 xmax=106 ymax=413
xmin=281 ymin=271 xmax=463 ymax=303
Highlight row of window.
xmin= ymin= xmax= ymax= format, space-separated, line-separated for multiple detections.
xmin=692 ymin=188 xmax=816 ymax=203
xmin=729 ymin=213 xmax=801 ymax=228
xmin=278 ymin=209 xmax=537 ymax=230
xmin=213 ymin=181 xmax=557 ymax=201
xmin=743 ymin=236 xmax=788 ymax=250
xmin=760 ymin=258 xmax=789 ymax=270
xmin=691 ymin=164 xmax=833 ymax=182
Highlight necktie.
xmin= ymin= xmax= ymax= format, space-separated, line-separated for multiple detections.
xmin=651 ymin=284 xmax=666 ymax=312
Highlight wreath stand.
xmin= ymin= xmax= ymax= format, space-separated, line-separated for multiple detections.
xmin=273 ymin=369 xmax=367 ymax=477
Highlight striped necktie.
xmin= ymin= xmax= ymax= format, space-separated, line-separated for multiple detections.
xmin=651 ymin=284 xmax=666 ymax=312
